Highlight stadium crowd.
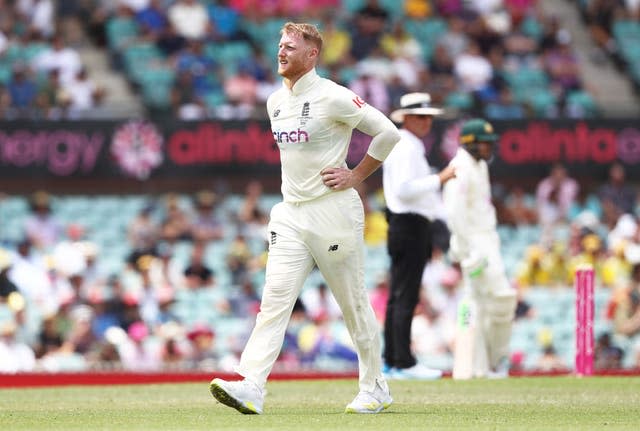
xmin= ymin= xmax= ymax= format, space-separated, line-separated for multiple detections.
xmin=3 ymin=0 xmax=639 ymax=120
xmin=2 ymin=162 xmax=640 ymax=373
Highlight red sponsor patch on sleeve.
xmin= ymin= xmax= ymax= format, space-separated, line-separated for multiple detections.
xmin=352 ymin=96 xmax=366 ymax=108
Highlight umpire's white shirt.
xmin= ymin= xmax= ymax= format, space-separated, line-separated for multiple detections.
xmin=382 ymin=128 xmax=443 ymax=220
xmin=267 ymin=68 xmax=369 ymax=203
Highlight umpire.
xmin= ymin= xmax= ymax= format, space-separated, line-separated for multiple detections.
xmin=382 ymin=93 xmax=455 ymax=379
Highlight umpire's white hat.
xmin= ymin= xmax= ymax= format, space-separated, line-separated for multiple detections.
xmin=390 ymin=92 xmax=443 ymax=123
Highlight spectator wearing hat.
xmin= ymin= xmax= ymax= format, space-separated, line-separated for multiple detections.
xmin=118 ymin=320 xmax=162 ymax=371
xmin=186 ymin=323 xmax=217 ymax=370
xmin=0 ymin=319 xmax=36 ymax=373
xmin=381 ymin=92 xmax=456 ymax=380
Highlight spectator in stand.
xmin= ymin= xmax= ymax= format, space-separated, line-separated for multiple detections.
xmin=484 ymin=85 xmax=526 ymax=119
xmin=0 ymin=320 xmax=36 ymax=373
xmin=437 ymin=15 xmax=469 ymax=60
xmin=119 ymin=0 xmax=151 ymax=13
xmin=404 ymin=0 xmax=432 ymax=18
xmin=594 ymin=332 xmax=624 ymax=369
xmin=24 ymin=191 xmax=63 ymax=251
xmin=239 ymin=47 xmax=270 ymax=83
xmin=349 ymin=0 xmax=389 ymax=61
xmin=356 ymin=183 xmax=388 ymax=248
xmin=206 ymin=0 xmax=243 ymax=41
xmin=598 ymin=162 xmax=637 ymax=217
xmin=185 ymin=324 xmax=218 ymax=370
xmin=221 ymin=64 xmax=258 ymax=119
xmin=534 ymin=344 xmax=568 ymax=372
xmin=369 ymin=274 xmax=390 ymax=327
xmin=301 ymin=282 xmax=343 ymax=323
xmin=410 ymin=295 xmax=449 ymax=368
xmin=175 ymin=39 xmax=219 ymax=94
xmin=535 ymin=163 xmax=579 ymax=247
xmin=135 ymin=0 xmax=168 ymax=38
xmin=228 ymin=278 xmax=261 ymax=318
xmin=32 ymin=34 xmax=83 ymax=86
xmin=118 ymin=320 xmax=163 ymax=371
xmin=453 ymin=40 xmax=494 ymax=95
xmin=160 ymin=194 xmax=193 ymax=243
xmin=502 ymin=26 xmax=541 ymax=71
xmin=7 ymin=64 xmax=38 ymax=113
xmin=226 ymin=234 xmax=253 ymax=286
xmin=502 ymin=185 xmax=537 ymax=226
xmin=256 ymin=69 xmax=281 ymax=104
xmin=156 ymin=22 xmax=187 ymax=57
xmin=183 ymin=242 xmax=215 ymax=290
xmin=382 ymin=21 xmax=424 ymax=91
xmin=319 ymin=15 xmax=352 ymax=67
xmin=35 ymin=69 xmax=67 ymax=119
xmin=170 ymin=70 xmax=206 ymax=120
xmin=62 ymin=67 xmax=105 ymax=118
xmin=613 ymin=262 xmax=640 ymax=340
xmin=515 ymin=244 xmax=552 ymax=288
xmin=0 ymin=249 xmax=18 ymax=300
xmin=191 ymin=190 xmax=224 ymax=244
xmin=544 ymin=31 xmax=582 ymax=104
xmin=585 ymin=0 xmax=622 ymax=59
xmin=17 ymin=0 xmax=55 ymax=39
xmin=168 ymin=0 xmax=211 ymax=40
xmin=237 ymin=180 xmax=269 ymax=242
xmin=567 ymin=233 xmax=605 ymax=282
xmin=127 ymin=204 xmax=160 ymax=257
xmin=349 ymin=63 xmax=390 ymax=114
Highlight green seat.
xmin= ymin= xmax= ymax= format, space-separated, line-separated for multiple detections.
xmin=526 ymin=90 xmax=558 ymax=118
xmin=444 ymin=91 xmax=473 ymax=111
xmin=0 ymin=63 xmax=12 ymax=85
xmin=106 ymin=17 xmax=139 ymax=49
xmin=566 ymin=90 xmax=598 ymax=117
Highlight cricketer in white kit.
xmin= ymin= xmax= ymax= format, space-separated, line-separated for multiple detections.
xmin=443 ymin=119 xmax=517 ymax=379
xmin=210 ymin=22 xmax=400 ymax=415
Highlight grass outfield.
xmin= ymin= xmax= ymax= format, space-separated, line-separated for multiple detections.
xmin=1 ymin=377 xmax=639 ymax=430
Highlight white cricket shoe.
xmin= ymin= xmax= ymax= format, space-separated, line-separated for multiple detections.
xmin=345 ymin=380 xmax=393 ymax=414
xmin=209 ymin=378 xmax=264 ymax=415
xmin=390 ymin=363 xmax=443 ymax=380
xmin=488 ymin=357 xmax=510 ymax=379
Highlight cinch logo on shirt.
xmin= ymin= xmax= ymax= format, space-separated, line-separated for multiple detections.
xmin=272 ymin=128 xmax=310 ymax=144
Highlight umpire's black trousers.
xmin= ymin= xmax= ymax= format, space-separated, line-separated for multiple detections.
xmin=384 ymin=210 xmax=432 ymax=369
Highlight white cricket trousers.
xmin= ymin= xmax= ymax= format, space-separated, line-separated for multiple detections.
xmin=461 ymin=230 xmax=517 ymax=376
xmin=235 ymin=188 xmax=383 ymax=392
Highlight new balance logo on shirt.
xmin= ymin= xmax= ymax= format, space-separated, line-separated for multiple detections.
xmin=328 ymin=244 xmax=339 ymax=252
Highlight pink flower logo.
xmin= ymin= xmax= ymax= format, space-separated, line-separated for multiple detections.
xmin=111 ymin=121 xmax=164 ymax=180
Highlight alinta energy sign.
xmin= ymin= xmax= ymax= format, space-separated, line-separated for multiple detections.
xmin=0 ymin=119 xmax=639 ymax=180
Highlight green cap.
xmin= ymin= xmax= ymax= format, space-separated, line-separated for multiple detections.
xmin=459 ymin=118 xmax=499 ymax=145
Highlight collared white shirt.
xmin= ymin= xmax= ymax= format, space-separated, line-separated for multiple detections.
xmin=382 ymin=128 xmax=443 ymax=221
xmin=267 ymin=68 xmax=370 ymax=203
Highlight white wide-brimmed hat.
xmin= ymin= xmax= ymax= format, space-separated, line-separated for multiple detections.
xmin=390 ymin=92 xmax=443 ymax=123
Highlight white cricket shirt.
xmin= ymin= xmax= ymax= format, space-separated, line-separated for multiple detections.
xmin=443 ymin=148 xmax=497 ymax=242
xmin=382 ymin=128 xmax=443 ymax=221
xmin=267 ymin=68 xmax=370 ymax=203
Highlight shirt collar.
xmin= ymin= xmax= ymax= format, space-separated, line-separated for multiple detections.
xmin=286 ymin=68 xmax=319 ymax=96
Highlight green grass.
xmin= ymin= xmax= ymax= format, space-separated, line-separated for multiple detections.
xmin=1 ymin=377 xmax=639 ymax=430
